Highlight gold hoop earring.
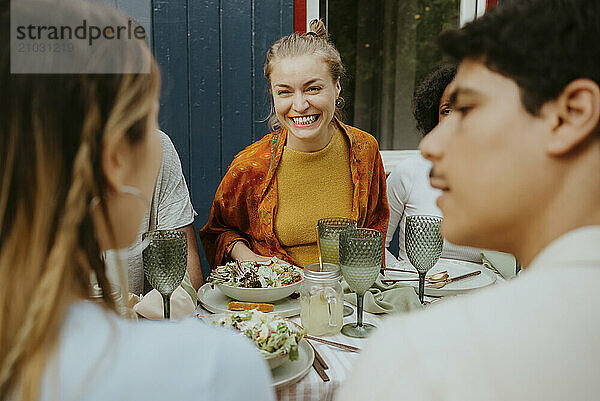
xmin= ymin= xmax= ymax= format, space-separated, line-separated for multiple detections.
xmin=335 ymin=96 xmax=345 ymax=109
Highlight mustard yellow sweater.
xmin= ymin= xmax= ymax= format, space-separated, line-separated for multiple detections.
xmin=274 ymin=129 xmax=354 ymax=267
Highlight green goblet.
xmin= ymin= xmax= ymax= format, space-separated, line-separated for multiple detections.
xmin=339 ymin=228 xmax=383 ymax=338
xmin=405 ymin=215 xmax=443 ymax=304
xmin=142 ymin=230 xmax=187 ymax=319
xmin=317 ymin=217 xmax=357 ymax=317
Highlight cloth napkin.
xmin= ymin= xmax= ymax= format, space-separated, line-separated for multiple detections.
xmin=180 ymin=271 xmax=198 ymax=303
xmin=342 ymin=275 xmax=422 ymax=314
xmin=481 ymin=250 xmax=517 ymax=280
xmin=133 ymin=286 xmax=195 ymax=320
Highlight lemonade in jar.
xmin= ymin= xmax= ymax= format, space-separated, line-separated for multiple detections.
xmin=300 ymin=263 xmax=344 ymax=336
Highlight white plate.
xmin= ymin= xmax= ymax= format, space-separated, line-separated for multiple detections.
xmin=385 ymin=258 xmax=497 ymax=296
xmin=217 ymin=278 xmax=302 ymax=303
xmin=271 ymin=339 xmax=314 ymax=389
xmin=198 ymin=283 xmax=301 ymax=317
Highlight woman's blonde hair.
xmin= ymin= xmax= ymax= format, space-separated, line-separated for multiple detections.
xmin=0 ymin=3 xmax=160 ymax=400
xmin=264 ymin=19 xmax=345 ymax=131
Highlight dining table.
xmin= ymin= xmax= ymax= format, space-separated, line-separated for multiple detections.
xmin=195 ymin=257 xmax=508 ymax=401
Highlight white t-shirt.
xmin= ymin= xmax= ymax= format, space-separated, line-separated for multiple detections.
xmin=40 ymin=301 xmax=275 ymax=401
xmin=385 ymin=154 xmax=481 ymax=263
xmin=120 ymin=130 xmax=196 ymax=295
xmin=337 ymin=226 xmax=600 ymax=401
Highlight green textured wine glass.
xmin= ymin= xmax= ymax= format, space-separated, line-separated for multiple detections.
xmin=339 ymin=228 xmax=382 ymax=338
xmin=405 ymin=215 xmax=443 ymax=304
xmin=318 ymin=217 xmax=357 ymax=317
xmin=317 ymin=217 xmax=357 ymax=265
xmin=142 ymin=230 xmax=187 ymax=319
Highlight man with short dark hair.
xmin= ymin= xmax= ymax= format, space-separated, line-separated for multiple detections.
xmin=337 ymin=0 xmax=600 ymax=399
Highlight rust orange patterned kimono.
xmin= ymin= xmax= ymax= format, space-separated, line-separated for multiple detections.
xmin=199 ymin=120 xmax=390 ymax=268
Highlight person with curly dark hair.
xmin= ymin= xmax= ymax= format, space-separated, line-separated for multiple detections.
xmin=412 ymin=64 xmax=457 ymax=136
xmin=385 ymin=64 xmax=481 ymax=265
xmin=339 ymin=0 xmax=600 ymax=399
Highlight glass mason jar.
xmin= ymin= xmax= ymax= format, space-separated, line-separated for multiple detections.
xmin=300 ymin=262 xmax=344 ymax=336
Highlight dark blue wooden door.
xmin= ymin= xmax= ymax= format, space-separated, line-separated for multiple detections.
xmin=152 ymin=0 xmax=294 ymax=277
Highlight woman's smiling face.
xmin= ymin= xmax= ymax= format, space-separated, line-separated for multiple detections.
xmin=270 ymin=54 xmax=341 ymax=152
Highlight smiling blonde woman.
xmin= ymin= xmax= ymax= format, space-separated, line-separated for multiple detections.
xmin=200 ymin=20 xmax=389 ymax=268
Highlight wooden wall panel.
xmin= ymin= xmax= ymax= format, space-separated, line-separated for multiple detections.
xmin=221 ymin=0 xmax=254 ymax=172
xmin=153 ymin=0 xmax=191 ymax=179
xmin=188 ymin=0 xmax=223 ymax=278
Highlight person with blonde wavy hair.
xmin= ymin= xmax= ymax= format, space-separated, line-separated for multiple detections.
xmin=200 ymin=20 xmax=389 ymax=268
xmin=0 ymin=2 xmax=273 ymax=400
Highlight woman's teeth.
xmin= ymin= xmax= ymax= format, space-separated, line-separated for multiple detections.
xmin=291 ymin=115 xmax=318 ymax=125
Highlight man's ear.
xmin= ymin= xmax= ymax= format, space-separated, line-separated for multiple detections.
xmin=546 ymin=79 xmax=600 ymax=155
xmin=102 ymin=133 xmax=131 ymax=192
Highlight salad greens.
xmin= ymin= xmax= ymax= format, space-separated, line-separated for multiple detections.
xmin=208 ymin=257 xmax=302 ymax=288
xmin=210 ymin=310 xmax=305 ymax=361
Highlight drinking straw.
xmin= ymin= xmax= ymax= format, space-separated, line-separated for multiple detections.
xmin=315 ymin=226 xmax=323 ymax=271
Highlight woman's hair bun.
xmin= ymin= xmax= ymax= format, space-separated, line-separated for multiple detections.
xmin=308 ymin=19 xmax=328 ymax=40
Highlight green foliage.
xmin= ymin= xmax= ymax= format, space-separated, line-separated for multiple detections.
xmin=324 ymin=0 xmax=459 ymax=144
xmin=414 ymin=0 xmax=460 ymax=84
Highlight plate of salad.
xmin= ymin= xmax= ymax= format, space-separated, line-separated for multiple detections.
xmin=208 ymin=257 xmax=303 ymax=302
xmin=202 ymin=310 xmax=306 ymax=370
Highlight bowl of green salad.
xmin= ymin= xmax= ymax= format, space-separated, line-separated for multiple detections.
xmin=201 ymin=310 xmax=306 ymax=369
xmin=207 ymin=258 xmax=303 ymax=302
